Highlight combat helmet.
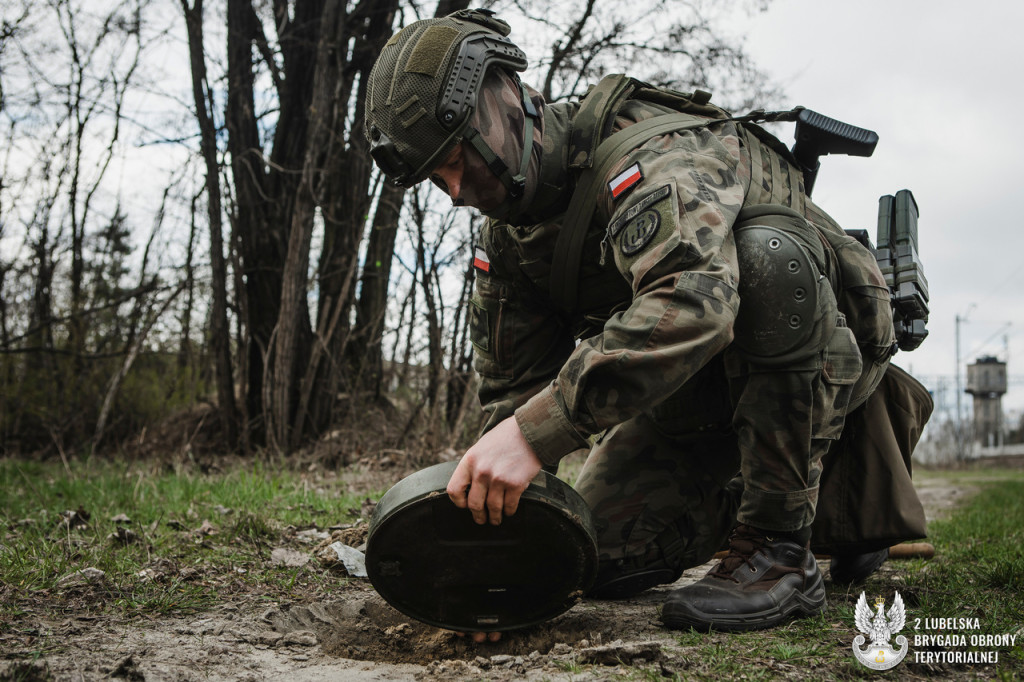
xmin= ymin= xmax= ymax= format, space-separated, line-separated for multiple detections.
xmin=365 ymin=9 xmax=536 ymax=195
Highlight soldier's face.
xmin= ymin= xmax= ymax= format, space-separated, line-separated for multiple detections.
xmin=429 ymin=142 xmax=507 ymax=212
xmin=429 ymin=144 xmax=465 ymax=203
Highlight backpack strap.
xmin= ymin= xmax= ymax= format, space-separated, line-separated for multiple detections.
xmin=567 ymin=75 xmax=637 ymax=170
xmin=550 ymin=112 xmax=712 ymax=312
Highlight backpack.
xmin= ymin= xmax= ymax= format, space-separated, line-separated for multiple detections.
xmin=549 ymin=75 xmax=728 ymax=312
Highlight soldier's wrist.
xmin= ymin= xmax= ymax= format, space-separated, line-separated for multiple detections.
xmin=515 ymin=389 xmax=588 ymax=467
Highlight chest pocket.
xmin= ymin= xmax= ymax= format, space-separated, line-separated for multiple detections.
xmin=469 ymin=273 xmax=514 ymax=380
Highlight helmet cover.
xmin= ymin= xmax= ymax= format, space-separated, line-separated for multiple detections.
xmin=365 ymin=9 xmax=528 ymax=187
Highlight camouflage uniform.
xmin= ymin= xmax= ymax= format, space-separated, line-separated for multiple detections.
xmin=469 ymin=88 xmax=895 ymax=572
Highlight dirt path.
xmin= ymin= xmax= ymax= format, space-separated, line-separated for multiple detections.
xmin=0 ymin=474 xmax=976 ymax=681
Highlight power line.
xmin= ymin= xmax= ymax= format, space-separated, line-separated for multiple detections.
xmin=965 ymin=321 xmax=1014 ymax=359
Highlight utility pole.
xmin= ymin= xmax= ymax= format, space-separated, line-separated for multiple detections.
xmin=955 ymin=305 xmax=975 ymax=460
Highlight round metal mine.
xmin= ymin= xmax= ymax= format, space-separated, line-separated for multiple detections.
xmin=366 ymin=461 xmax=598 ymax=632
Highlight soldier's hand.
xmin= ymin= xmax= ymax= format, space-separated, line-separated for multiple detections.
xmin=447 ymin=416 xmax=542 ymax=525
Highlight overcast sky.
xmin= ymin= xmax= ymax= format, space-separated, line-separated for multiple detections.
xmin=727 ymin=0 xmax=1024 ymax=417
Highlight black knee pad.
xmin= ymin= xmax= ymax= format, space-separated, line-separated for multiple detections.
xmin=733 ymin=223 xmax=836 ymax=365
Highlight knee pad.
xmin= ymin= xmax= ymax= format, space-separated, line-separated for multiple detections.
xmin=733 ymin=223 xmax=836 ymax=365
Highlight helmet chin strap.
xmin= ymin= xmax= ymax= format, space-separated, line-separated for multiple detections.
xmin=461 ymin=79 xmax=538 ymax=201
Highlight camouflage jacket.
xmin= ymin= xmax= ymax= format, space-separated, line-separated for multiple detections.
xmin=469 ymin=90 xmax=862 ymax=467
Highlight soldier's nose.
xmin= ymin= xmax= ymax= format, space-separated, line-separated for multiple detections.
xmin=434 ymin=165 xmax=462 ymax=203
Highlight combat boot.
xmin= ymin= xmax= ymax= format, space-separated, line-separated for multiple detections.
xmin=588 ymin=552 xmax=681 ymax=600
xmin=829 ymin=547 xmax=889 ymax=585
xmin=660 ymin=525 xmax=825 ymax=631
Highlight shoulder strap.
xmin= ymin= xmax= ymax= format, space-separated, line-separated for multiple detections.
xmin=631 ymin=85 xmax=729 ymax=120
xmin=550 ymin=112 xmax=711 ymax=312
xmin=567 ymin=74 xmax=637 ymax=171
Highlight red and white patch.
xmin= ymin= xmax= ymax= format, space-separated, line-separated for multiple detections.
xmin=473 ymin=246 xmax=491 ymax=273
xmin=608 ymin=162 xmax=643 ymax=201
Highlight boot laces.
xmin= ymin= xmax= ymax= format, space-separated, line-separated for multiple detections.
xmin=710 ymin=525 xmax=769 ymax=583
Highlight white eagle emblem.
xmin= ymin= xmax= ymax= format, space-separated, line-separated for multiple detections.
xmin=852 ymin=591 xmax=909 ymax=670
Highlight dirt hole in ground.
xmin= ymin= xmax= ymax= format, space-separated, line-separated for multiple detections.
xmin=264 ymin=593 xmax=631 ymax=665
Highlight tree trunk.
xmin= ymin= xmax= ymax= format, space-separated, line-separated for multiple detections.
xmin=350 ymin=182 xmax=405 ymax=396
xmin=182 ymin=0 xmax=239 ymax=449
xmin=308 ymin=0 xmax=399 ymax=425
xmin=179 ymin=190 xmax=199 ymax=376
xmin=226 ymin=0 xmax=287 ymax=444
xmin=269 ymin=0 xmax=351 ymax=449
xmin=346 ymin=0 xmax=471 ymax=400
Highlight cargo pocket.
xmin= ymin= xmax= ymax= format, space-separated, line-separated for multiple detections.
xmin=824 ymin=235 xmax=896 ymax=364
xmin=650 ymin=357 xmax=734 ymax=438
xmin=813 ymin=320 xmax=862 ymax=442
xmin=469 ymin=274 xmax=514 ymax=380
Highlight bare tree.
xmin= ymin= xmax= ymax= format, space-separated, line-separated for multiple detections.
xmin=262 ymin=0 xmax=401 ymax=450
xmin=350 ymin=181 xmax=405 ymax=397
xmin=0 ymin=0 xmax=779 ymax=456
xmin=181 ymin=0 xmax=239 ymax=449
xmin=348 ymin=0 xmax=474 ymax=400
xmin=0 ymin=1 xmax=152 ymax=448
xmin=211 ymin=0 xmax=473 ymax=452
xmin=514 ymin=0 xmax=780 ymax=110
xmin=52 ymin=1 xmax=147 ymax=365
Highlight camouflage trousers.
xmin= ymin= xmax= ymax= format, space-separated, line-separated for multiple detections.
xmin=574 ymin=358 xmax=741 ymax=568
xmin=574 ymin=219 xmax=890 ymax=567
xmin=726 ymin=206 xmax=889 ymax=536
xmin=725 ymin=322 xmax=867 ymax=535
xmin=574 ymin=409 xmax=741 ymax=568
xmin=573 ymin=340 xmax=878 ymax=569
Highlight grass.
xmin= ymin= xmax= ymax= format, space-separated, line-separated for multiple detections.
xmin=0 ymin=455 xmax=377 ymax=637
xmin=896 ymin=474 xmax=1024 ymax=653
xmin=657 ymin=467 xmax=1024 ymax=680
xmin=2 ymin=456 xmax=1023 ymax=680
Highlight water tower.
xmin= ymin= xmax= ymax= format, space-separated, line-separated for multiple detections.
xmin=966 ymin=356 xmax=1007 ymax=447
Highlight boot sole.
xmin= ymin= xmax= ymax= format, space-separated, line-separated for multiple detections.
xmin=661 ymin=573 xmax=826 ymax=632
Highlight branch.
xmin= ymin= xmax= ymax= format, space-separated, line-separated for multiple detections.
xmin=93 ymin=280 xmax=187 ymax=445
xmin=251 ymin=5 xmax=286 ymax=96
xmin=0 ymin=280 xmax=169 ymax=350
xmin=541 ymin=0 xmax=598 ymax=101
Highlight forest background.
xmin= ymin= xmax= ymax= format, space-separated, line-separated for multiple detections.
xmin=0 ymin=0 xmax=785 ymax=460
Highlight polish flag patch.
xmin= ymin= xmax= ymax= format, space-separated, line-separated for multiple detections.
xmin=608 ymin=162 xmax=643 ymax=201
xmin=473 ymin=246 xmax=491 ymax=273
